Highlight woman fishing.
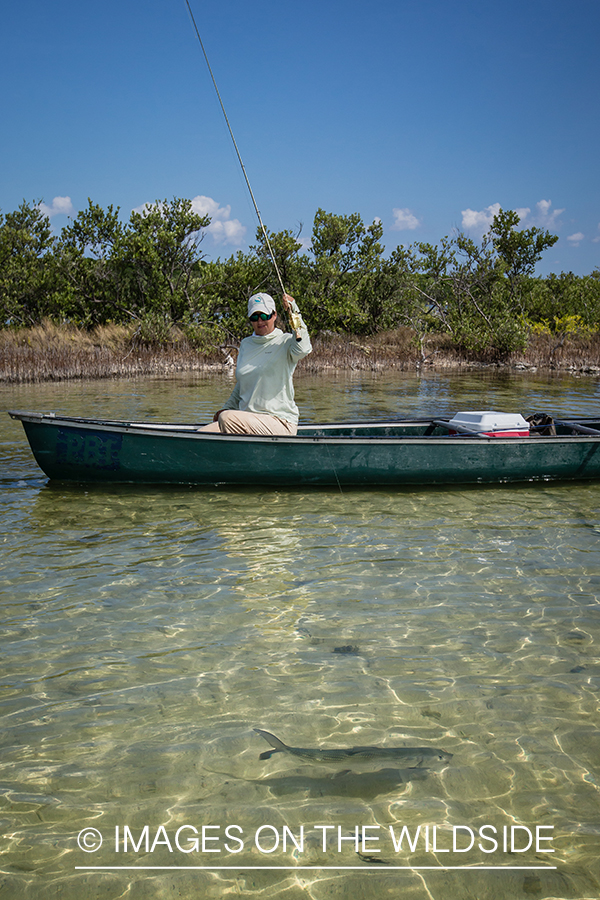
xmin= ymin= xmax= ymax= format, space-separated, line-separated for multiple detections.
xmin=198 ymin=292 xmax=311 ymax=435
xmin=185 ymin=4 xmax=312 ymax=434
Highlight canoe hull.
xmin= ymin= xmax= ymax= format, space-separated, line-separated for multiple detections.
xmin=11 ymin=412 xmax=600 ymax=487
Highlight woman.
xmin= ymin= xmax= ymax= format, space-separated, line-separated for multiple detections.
xmin=199 ymin=292 xmax=311 ymax=435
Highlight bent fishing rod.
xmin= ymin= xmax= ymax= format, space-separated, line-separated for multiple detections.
xmin=184 ymin=0 xmax=302 ymax=339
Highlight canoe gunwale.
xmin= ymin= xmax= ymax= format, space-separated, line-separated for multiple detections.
xmin=8 ymin=409 xmax=600 ymax=446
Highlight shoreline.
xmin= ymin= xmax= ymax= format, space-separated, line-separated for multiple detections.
xmin=2 ymin=323 xmax=600 ymax=383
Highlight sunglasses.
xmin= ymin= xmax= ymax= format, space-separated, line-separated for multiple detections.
xmin=249 ymin=312 xmax=275 ymax=322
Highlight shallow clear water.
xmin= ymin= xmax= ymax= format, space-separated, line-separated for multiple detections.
xmin=1 ymin=371 xmax=600 ymax=899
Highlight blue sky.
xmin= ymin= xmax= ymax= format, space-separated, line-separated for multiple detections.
xmin=1 ymin=0 xmax=599 ymax=275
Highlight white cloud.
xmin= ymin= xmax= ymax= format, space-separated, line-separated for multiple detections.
xmin=462 ymin=199 xmax=565 ymax=235
xmin=513 ymin=200 xmax=564 ymax=230
xmin=461 ymin=202 xmax=501 ymax=232
xmin=38 ymin=196 xmax=74 ymax=218
xmin=391 ymin=207 xmax=421 ymax=231
xmin=132 ymin=195 xmax=246 ymax=247
xmin=592 ymin=224 xmax=600 ymax=244
xmin=515 ymin=207 xmax=530 ymax=222
xmin=190 ymin=195 xmax=246 ymax=246
xmin=527 ymin=199 xmax=565 ymax=229
xmin=567 ymin=232 xmax=585 ymax=246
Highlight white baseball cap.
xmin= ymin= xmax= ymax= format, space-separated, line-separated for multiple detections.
xmin=248 ymin=293 xmax=276 ymax=317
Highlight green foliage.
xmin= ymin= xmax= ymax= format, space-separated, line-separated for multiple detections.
xmin=489 ymin=208 xmax=559 ymax=293
xmin=0 ymin=198 xmax=592 ymax=362
xmin=0 ymin=201 xmax=55 ymax=325
xmin=193 ymin=249 xmax=271 ymax=343
xmin=447 ymin=230 xmax=528 ymax=354
xmin=121 ymin=198 xmax=210 ymax=321
xmin=301 ymin=209 xmax=387 ymax=332
xmin=404 ymin=211 xmax=560 ymax=357
xmin=179 ymin=321 xmax=223 ymax=354
xmin=250 ymin=226 xmax=304 ymax=296
xmin=527 ymin=314 xmax=595 ymax=338
xmin=55 ymin=199 xmax=125 ymax=325
xmin=132 ymin=312 xmax=176 ymax=348
xmin=521 ymin=270 xmax=600 ymax=328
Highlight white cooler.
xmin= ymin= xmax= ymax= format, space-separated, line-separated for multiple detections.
xmin=448 ymin=411 xmax=530 ymax=437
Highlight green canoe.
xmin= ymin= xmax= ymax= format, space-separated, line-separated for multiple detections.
xmin=9 ymin=410 xmax=600 ymax=488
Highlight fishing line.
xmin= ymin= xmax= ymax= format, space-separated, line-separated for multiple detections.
xmin=184 ymin=0 xmax=289 ymax=307
xmin=325 ymin=442 xmax=344 ymax=494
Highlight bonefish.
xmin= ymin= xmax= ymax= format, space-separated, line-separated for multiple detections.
xmin=254 ymin=729 xmax=452 ymax=767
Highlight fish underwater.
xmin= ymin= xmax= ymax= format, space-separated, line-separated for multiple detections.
xmin=257 ymin=766 xmax=430 ymax=799
xmin=254 ymin=729 xmax=452 ymax=768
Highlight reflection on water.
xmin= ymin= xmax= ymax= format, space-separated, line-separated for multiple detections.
xmin=1 ymin=371 xmax=600 ymax=898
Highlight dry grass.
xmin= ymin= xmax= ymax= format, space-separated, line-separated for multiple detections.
xmin=2 ymin=322 xmax=600 ymax=383
xmin=303 ymin=328 xmax=420 ymax=372
xmin=0 ymin=321 xmax=220 ymax=383
xmin=514 ymin=332 xmax=600 ymax=372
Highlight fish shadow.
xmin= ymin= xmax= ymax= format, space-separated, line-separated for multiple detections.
xmin=257 ymin=766 xmax=430 ymax=799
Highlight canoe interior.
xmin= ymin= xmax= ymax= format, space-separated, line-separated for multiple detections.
xmin=11 ymin=411 xmax=600 ymax=438
xmin=303 ymin=421 xmax=600 ymax=437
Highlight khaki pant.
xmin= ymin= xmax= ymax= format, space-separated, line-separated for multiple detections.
xmin=198 ymin=410 xmax=297 ymax=436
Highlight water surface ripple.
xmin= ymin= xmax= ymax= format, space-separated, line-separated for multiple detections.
xmin=1 ymin=371 xmax=599 ymax=899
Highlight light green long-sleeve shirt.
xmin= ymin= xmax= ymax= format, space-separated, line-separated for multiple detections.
xmin=222 ymin=304 xmax=312 ymax=425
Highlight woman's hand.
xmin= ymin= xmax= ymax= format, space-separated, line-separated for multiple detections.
xmin=282 ymin=293 xmax=295 ymax=311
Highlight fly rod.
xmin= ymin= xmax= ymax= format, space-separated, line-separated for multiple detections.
xmin=184 ymin=0 xmax=302 ymax=339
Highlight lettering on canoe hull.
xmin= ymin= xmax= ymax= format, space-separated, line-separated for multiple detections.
xmin=56 ymin=427 xmax=122 ymax=471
